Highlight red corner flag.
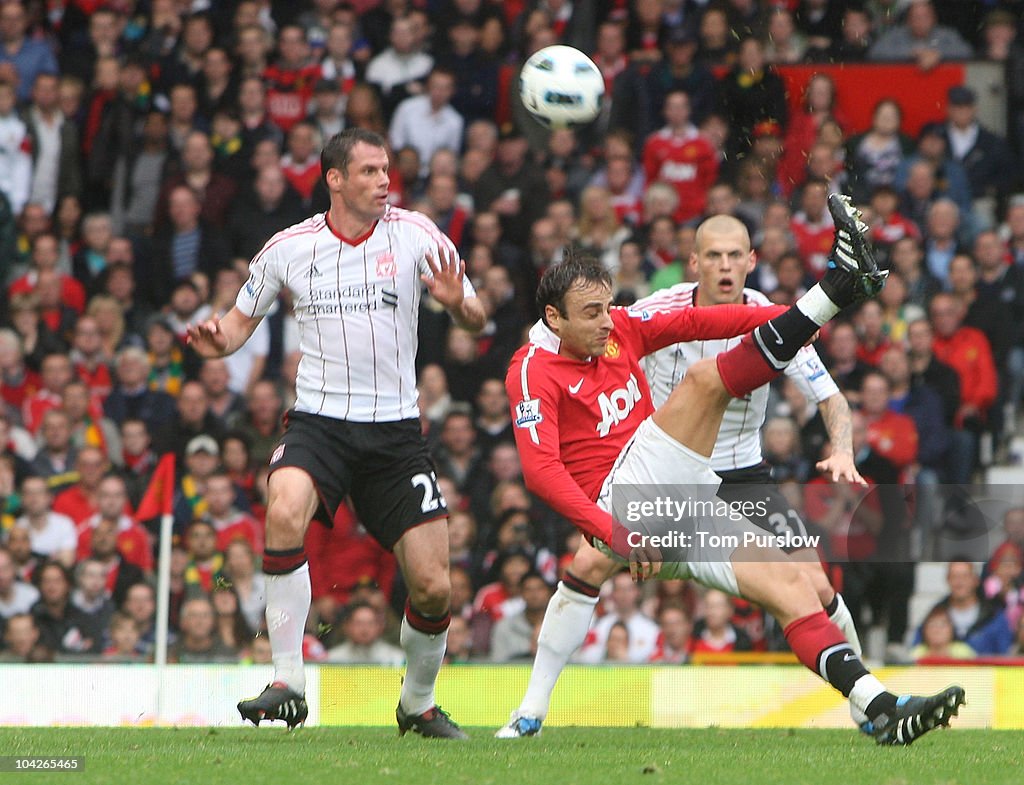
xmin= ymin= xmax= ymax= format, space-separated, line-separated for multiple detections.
xmin=136 ymin=454 xmax=176 ymax=519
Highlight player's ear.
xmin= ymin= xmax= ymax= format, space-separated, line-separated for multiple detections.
xmin=746 ymin=250 xmax=756 ymax=274
xmin=544 ymin=303 xmax=562 ymax=331
xmin=324 ymin=166 xmax=344 ymax=189
xmin=688 ymin=251 xmax=698 ymax=275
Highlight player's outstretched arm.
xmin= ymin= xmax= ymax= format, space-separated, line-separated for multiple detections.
xmin=422 ymin=244 xmax=486 ymax=333
xmin=630 ymin=303 xmax=789 ymax=356
xmin=186 ymin=306 xmax=263 ymax=358
xmin=815 ymin=393 xmax=867 ymax=485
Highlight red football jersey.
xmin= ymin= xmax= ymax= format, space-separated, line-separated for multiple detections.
xmin=506 ymin=304 xmax=785 ymax=544
xmin=282 ymin=156 xmax=322 ymax=201
xmin=263 ymin=63 xmax=322 ymax=133
xmin=609 ymin=190 xmax=642 ymax=227
xmin=641 ymin=127 xmax=719 ymax=224
xmin=76 ymin=513 xmax=154 ymax=572
xmin=790 ymin=213 xmax=834 ymax=278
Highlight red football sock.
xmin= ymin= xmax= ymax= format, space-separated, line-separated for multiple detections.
xmin=784 ymin=610 xmax=867 ymax=697
xmin=716 ymin=334 xmax=777 ymax=399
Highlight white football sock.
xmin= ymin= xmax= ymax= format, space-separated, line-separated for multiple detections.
xmin=518 ymin=582 xmax=599 ymax=720
xmin=399 ymin=616 xmax=449 ymax=716
xmin=825 ymin=593 xmax=869 ymax=726
xmin=796 ymin=284 xmax=842 ymax=326
xmin=849 ymin=673 xmax=888 ymax=721
xmin=829 ymin=593 xmax=861 ymax=656
xmin=265 ymin=561 xmax=311 ymax=694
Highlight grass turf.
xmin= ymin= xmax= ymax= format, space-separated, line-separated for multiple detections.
xmin=2 ymin=727 xmax=1022 ymax=785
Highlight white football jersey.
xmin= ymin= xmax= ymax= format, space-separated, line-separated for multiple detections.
xmin=236 ymin=207 xmax=475 ymax=422
xmin=636 ymin=283 xmax=839 ymax=472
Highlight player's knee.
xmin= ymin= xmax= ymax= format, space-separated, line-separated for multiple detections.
xmin=265 ymin=495 xmax=312 ymax=545
xmin=570 ymin=548 xmax=613 ymax=587
xmin=688 ymin=359 xmax=729 ymax=399
xmin=804 ymin=563 xmax=834 ymax=607
xmin=667 ymin=359 xmax=728 ymax=413
xmin=409 ymin=570 xmax=450 ymax=615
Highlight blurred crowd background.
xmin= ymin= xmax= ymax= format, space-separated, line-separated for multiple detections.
xmin=1 ymin=0 xmax=1024 ymax=668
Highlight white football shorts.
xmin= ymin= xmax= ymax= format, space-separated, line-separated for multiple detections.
xmin=594 ymin=416 xmax=771 ymax=596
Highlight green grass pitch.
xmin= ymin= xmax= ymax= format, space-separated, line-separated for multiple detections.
xmin=2 ymin=727 xmax=1023 ymax=785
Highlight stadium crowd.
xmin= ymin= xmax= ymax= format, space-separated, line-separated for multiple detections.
xmin=2 ymin=0 xmax=1024 ymax=667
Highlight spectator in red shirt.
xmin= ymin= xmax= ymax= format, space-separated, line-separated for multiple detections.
xmin=642 ymin=90 xmax=718 ymax=224
xmin=593 ymin=19 xmax=628 ymax=99
xmin=52 ymin=445 xmax=108 ymax=525
xmin=853 ymin=300 xmax=892 ymax=366
xmin=930 ymin=292 xmax=998 ymax=482
xmin=202 ymin=471 xmax=262 ymax=554
xmin=22 ymin=352 xmax=72 ymax=435
xmin=688 ymin=589 xmax=754 ymax=655
xmin=36 ymin=269 xmax=78 ymax=340
xmin=869 ymin=185 xmax=920 ymax=258
xmin=0 ymin=328 xmax=41 ymax=413
xmin=778 ymin=73 xmax=842 ymax=197
xmin=8 ymin=233 xmax=86 ymax=315
xmin=790 ymin=178 xmax=835 ymax=278
xmin=280 ymin=121 xmax=322 ymax=205
xmin=604 ymin=156 xmax=643 ymax=228
xmin=77 ymin=474 xmax=151 ymax=573
xmin=263 ymin=24 xmax=322 ymax=133
xmin=860 ymin=370 xmax=919 ymax=475
xmin=68 ymin=316 xmax=113 ymax=401
xmin=929 ymin=293 xmax=998 ymax=426
xmin=471 ymin=550 xmax=531 ymax=656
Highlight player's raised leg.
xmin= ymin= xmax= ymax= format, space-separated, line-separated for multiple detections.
xmin=652 ymin=195 xmax=883 ymax=456
xmin=496 ymin=538 xmax=615 ymax=738
xmin=640 ymin=197 xmax=963 ymax=744
xmin=237 ymin=467 xmax=318 ymax=729
xmin=392 ymin=519 xmax=469 ymax=739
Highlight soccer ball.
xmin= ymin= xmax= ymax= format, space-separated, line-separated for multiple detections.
xmin=519 ymin=45 xmax=604 ymax=128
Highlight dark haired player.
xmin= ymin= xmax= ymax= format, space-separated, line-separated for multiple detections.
xmin=499 ymin=196 xmax=963 ymax=744
xmin=188 ymin=128 xmax=485 ymax=737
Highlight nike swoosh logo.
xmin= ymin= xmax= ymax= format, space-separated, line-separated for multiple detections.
xmin=843 ymin=652 xmax=856 ymax=662
xmin=568 ymin=379 xmax=584 ymax=394
xmin=767 ymin=321 xmax=784 ymax=346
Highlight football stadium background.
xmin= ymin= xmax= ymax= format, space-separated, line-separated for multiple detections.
xmin=2 ymin=0 xmax=1024 ymax=736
